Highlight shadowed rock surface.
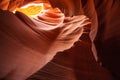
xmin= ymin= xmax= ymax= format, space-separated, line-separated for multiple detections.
xmin=28 ymin=0 xmax=120 ymax=80
xmin=0 ymin=0 xmax=120 ymax=80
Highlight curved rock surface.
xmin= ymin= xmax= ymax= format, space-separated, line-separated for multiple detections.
xmin=0 ymin=0 xmax=120 ymax=80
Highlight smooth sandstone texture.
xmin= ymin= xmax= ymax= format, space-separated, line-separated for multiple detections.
xmin=0 ymin=6 xmax=90 ymax=79
xmin=29 ymin=0 xmax=120 ymax=80
xmin=0 ymin=0 xmax=120 ymax=80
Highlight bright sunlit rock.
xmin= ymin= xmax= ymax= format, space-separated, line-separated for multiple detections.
xmin=15 ymin=3 xmax=44 ymax=18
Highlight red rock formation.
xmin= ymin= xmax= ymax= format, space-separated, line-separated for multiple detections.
xmin=0 ymin=0 xmax=120 ymax=80
xmin=0 ymin=1 xmax=90 ymax=79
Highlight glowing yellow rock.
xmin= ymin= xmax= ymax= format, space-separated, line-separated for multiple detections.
xmin=16 ymin=3 xmax=43 ymax=18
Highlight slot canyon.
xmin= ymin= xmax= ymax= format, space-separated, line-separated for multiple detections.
xmin=0 ymin=0 xmax=120 ymax=80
